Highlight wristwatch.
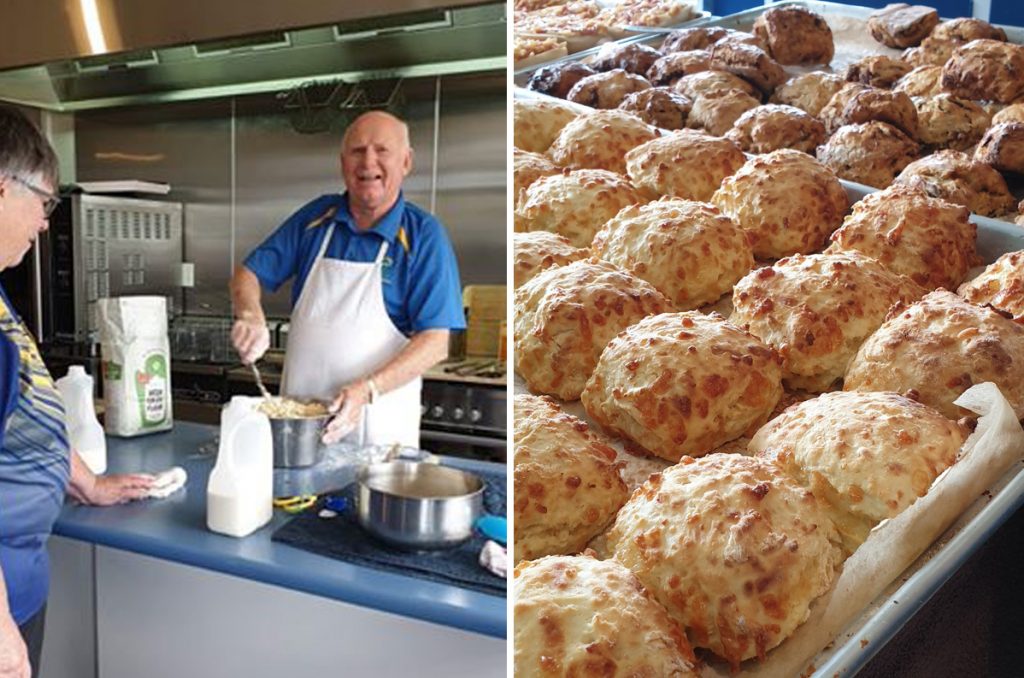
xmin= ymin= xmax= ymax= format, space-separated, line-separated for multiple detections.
xmin=366 ymin=377 xmax=381 ymax=405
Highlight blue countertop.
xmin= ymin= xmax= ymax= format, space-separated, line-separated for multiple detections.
xmin=53 ymin=422 xmax=507 ymax=639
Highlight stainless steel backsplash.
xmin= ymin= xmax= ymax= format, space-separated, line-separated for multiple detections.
xmin=73 ymin=72 xmax=506 ymax=320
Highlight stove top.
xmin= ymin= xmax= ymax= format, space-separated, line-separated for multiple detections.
xmin=425 ymin=358 xmax=507 ymax=386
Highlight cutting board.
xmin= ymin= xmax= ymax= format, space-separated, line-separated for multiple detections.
xmin=463 ymin=285 xmax=507 ymax=358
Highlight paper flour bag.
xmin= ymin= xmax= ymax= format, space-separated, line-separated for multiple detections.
xmin=97 ymin=296 xmax=173 ymax=436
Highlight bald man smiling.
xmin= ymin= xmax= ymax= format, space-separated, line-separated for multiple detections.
xmin=230 ymin=111 xmax=465 ymax=448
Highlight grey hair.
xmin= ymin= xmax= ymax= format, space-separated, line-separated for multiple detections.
xmin=0 ymin=104 xmax=59 ymax=187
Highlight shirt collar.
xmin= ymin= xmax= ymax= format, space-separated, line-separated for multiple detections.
xmin=336 ymin=191 xmax=405 ymax=242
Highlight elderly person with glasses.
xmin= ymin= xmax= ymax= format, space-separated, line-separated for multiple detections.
xmin=0 ymin=105 xmax=154 ymax=678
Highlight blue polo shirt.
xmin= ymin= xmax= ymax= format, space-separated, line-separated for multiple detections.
xmin=244 ymin=192 xmax=466 ymax=335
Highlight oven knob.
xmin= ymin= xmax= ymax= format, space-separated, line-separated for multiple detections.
xmin=469 ymin=408 xmax=482 ymax=423
xmin=452 ymin=407 xmax=465 ymax=420
xmin=431 ymin=405 xmax=445 ymax=419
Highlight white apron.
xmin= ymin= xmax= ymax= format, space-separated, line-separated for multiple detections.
xmin=281 ymin=222 xmax=421 ymax=448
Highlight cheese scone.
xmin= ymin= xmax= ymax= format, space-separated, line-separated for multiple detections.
xmin=750 ymin=391 xmax=967 ymax=552
xmin=515 ymin=259 xmax=671 ymax=400
xmin=514 ymin=98 xmax=581 ymax=154
xmin=515 ymin=168 xmax=644 ymax=248
xmin=625 ymin=129 xmax=746 ymax=201
xmin=712 ymin=149 xmax=848 ymax=259
xmin=957 ymin=250 xmax=1024 ymax=321
xmin=547 ymin=109 xmax=661 ymax=174
xmin=732 ymin=251 xmax=926 ymax=392
xmin=581 ymin=311 xmax=783 ymax=461
xmin=591 ymin=198 xmax=754 ymax=309
xmin=513 ymin=231 xmax=588 ymax=289
xmin=606 ymin=454 xmax=843 ymax=669
xmin=513 ymin=395 xmax=629 ymax=562
xmin=826 ymin=183 xmax=976 ymax=291
xmin=845 ymin=290 xmax=1024 ymax=419
xmin=514 ymin=554 xmax=699 ymax=678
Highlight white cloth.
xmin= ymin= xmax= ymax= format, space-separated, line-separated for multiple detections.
xmin=479 ymin=540 xmax=507 ymax=579
xmin=146 ymin=466 xmax=187 ymax=499
xmin=281 ymin=223 xmax=421 ymax=448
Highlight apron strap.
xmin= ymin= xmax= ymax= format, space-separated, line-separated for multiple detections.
xmin=374 ymin=239 xmax=389 ymax=265
xmin=315 ymin=222 xmax=336 ymax=263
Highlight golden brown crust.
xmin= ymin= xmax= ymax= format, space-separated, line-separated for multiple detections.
xmin=673 ymin=69 xmax=761 ymax=102
xmin=515 ymin=259 xmax=671 ymax=400
xmin=725 ymin=104 xmax=827 ymax=154
xmin=893 ymin=65 xmax=944 ymax=97
xmin=894 ymin=149 xmax=1017 ymax=217
xmin=514 ymin=231 xmax=588 ymax=288
xmin=845 ymin=55 xmax=913 ymax=89
xmin=646 ymin=50 xmax=713 ymax=87
xmin=514 ymin=98 xmax=581 ymax=154
xmin=605 ymin=454 xmax=843 ymax=669
xmin=547 ymin=108 xmax=661 ymax=174
xmin=618 ymin=87 xmax=692 ymax=130
xmin=913 ymin=93 xmax=990 ymax=151
xmin=686 ymin=89 xmax=761 ymax=137
xmin=526 ymin=61 xmax=597 ymax=99
xmin=513 ymin=395 xmax=630 ymax=561
xmin=708 ymin=41 xmax=786 ymax=96
xmin=514 ymin=1 xmax=610 ymax=42
xmin=591 ymin=198 xmax=754 ymax=309
xmin=712 ymin=149 xmax=848 ymax=259
xmin=514 ymin=34 xmax=567 ymax=64
xmin=567 ymin=69 xmax=653 ymax=109
xmin=954 ymin=250 xmax=1024 ymax=323
xmin=817 ymin=121 xmax=920 ymax=189
xmin=661 ymin=27 xmax=766 ymax=54
xmin=931 ymin=17 xmax=1007 ymax=43
xmin=625 ymin=130 xmax=747 ymax=201
xmin=941 ymin=39 xmax=1024 ymax=104
xmin=513 ymin=148 xmax=561 ymax=208
xmin=819 ymin=82 xmax=871 ymax=135
xmin=731 ymin=251 xmax=926 ymax=392
xmin=513 ymin=554 xmax=700 ymax=678
xmin=591 ymin=41 xmax=663 ymax=75
xmin=844 ymin=289 xmax=1024 ymax=419
xmin=515 ymin=168 xmax=645 ymax=248
xmin=841 ymin=88 xmax=919 ymax=139
xmin=750 ymin=391 xmax=966 ymax=552
xmin=973 ymin=122 xmax=1024 ymax=174
xmin=826 ymin=184 xmax=976 ymax=291
xmin=901 ymin=37 xmax=955 ymax=68
xmin=958 ymin=249 xmax=1024 ymax=320
xmin=660 ymin=25 xmax=731 ymax=53
xmin=769 ymin=71 xmax=845 ymax=117
xmin=868 ymin=3 xmax=940 ymax=48
xmin=993 ymin=102 xmax=1024 ymax=126
xmin=581 ymin=312 xmax=783 ymax=460
xmin=752 ymin=5 xmax=834 ymax=66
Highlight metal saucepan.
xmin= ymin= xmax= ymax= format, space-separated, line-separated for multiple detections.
xmin=356 ymin=461 xmax=485 ymax=550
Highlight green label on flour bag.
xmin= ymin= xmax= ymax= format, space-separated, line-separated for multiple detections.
xmin=104 ymin=361 xmax=122 ymax=381
xmin=135 ymin=352 xmax=168 ymax=428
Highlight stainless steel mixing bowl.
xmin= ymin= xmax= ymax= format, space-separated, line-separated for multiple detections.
xmin=356 ymin=461 xmax=484 ymax=550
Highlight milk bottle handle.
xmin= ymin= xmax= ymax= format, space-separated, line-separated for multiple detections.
xmin=219 ymin=417 xmax=239 ymax=474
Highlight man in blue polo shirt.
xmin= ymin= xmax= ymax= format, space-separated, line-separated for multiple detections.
xmin=230 ymin=111 xmax=465 ymax=447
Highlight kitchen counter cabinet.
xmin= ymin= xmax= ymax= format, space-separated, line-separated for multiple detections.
xmin=38 ymin=422 xmax=506 ymax=678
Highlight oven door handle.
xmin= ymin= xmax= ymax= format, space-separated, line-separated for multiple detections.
xmin=419 ymin=429 xmax=507 ymax=450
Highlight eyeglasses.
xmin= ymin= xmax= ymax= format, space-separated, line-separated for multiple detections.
xmin=11 ymin=176 xmax=61 ymax=217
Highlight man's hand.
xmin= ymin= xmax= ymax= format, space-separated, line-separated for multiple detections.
xmin=231 ymin=319 xmax=270 ymax=365
xmin=322 ymin=380 xmax=372 ymax=445
xmin=0 ymin=612 xmax=29 ymax=678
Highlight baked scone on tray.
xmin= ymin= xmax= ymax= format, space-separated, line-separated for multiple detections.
xmin=513 ymin=394 xmax=629 ymax=562
xmin=580 ymin=311 xmax=783 ymax=461
xmin=514 ymin=554 xmax=699 ymax=678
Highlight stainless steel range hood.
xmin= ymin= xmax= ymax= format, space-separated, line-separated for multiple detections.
xmin=0 ymin=1 xmax=506 ymax=111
